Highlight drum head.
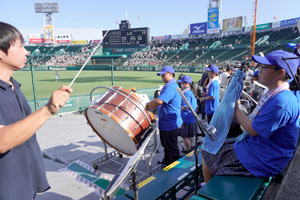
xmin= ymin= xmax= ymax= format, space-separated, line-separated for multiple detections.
xmin=86 ymin=107 xmax=137 ymax=155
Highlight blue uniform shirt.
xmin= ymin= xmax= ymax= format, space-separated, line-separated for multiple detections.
xmin=158 ymin=78 xmax=183 ymax=131
xmin=292 ymin=91 xmax=300 ymax=105
xmin=234 ymin=90 xmax=300 ymax=177
xmin=181 ymin=90 xmax=197 ymax=124
xmin=0 ymin=78 xmax=50 ymax=200
xmin=205 ymin=80 xmax=220 ymax=115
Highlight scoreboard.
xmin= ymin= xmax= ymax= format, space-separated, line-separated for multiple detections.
xmin=102 ymin=28 xmax=150 ymax=48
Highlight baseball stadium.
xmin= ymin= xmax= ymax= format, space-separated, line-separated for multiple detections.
xmin=1 ymin=0 xmax=300 ymax=200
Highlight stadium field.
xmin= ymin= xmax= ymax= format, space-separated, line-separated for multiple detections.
xmin=13 ymin=70 xmax=203 ymax=101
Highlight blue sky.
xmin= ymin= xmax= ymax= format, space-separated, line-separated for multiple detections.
xmin=1 ymin=0 xmax=300 ymax=40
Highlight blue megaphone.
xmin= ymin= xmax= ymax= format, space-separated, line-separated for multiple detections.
xmin=287 ymin=43 xmax=299 ymax=48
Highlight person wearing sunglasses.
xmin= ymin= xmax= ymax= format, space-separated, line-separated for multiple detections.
xmin=201 ymin=50 xmax=300 ymax=184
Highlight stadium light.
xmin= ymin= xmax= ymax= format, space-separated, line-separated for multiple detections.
xmin=34 ymin=2 xmax=60 ymax=13
xmin=34 ymin=2 xmax=60 ymax=43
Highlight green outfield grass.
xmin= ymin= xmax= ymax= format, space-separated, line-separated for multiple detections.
xmin=12 ymin=70 xmax=203 ymax=100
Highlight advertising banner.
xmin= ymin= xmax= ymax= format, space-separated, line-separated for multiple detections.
xmin=104 ymin=47 xmax=144 ymax=54
xmin=222 ymin=16 xmax=243 ymax=32
xmin=165 ymin=35 xmax=171 ymax=40
xmin=251 ymin=23 xmax=270 ymax=31
xmin=272 ymin=21 xmax=281 ymax=28
xmin=207 ymin=7 xmax=219 ymax=34
xmin=72 ymin=40 xmax=87 ymax=44
xmin=280 ymin=17 xmax=300 ymax=27
xmin=56 ymin=34 xmax=71 ymax=43
xmin=44 ymin=25 xmax=54 ymax=43
xmin=29 ymin=34 xmax=44 ymax=44
xmin=152 ymin=36 xmax=165 ymax=40
xmin=89 ymin=40 xmax=101 ymax=44
xmin=170 ymin=34 xmax=189 ymax=39
xmin=190 ymin=22 xmax=207 ymax=35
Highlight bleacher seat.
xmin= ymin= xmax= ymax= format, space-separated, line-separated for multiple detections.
xmin=195 ymin=175 xmax=270 ymax=200
xmin=65 ymin=45 xmax=83 ymax=53
xmin=221 ymin=35 xmax=239 ymax=46
xmin=115 ymin=149 xmax=203 ymax=200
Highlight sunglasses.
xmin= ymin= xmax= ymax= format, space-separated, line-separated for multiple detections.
xmin=259 ymin=65 xmax=280 ymax=71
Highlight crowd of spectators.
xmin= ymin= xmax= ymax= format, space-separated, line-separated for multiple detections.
xmin=124 ymin=46 xmax=169 ymax=66
xmin=125 ymin=38 xmax=200 ymax=66
xmin=45 ymin=44 xmax=95 ymax=66
xmin=124 ymin=36 xmax=241 ymax=67
xmin=25 ymin=44 xmax=95 ymax=67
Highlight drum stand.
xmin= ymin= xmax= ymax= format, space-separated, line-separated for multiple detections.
xmin=129 ymin=169 xmax=138 ymax=200
xmin=92 ymin=141 xmax=123 ymax=170
xmin=92 ymin=128 xmax=158 ymax=174
xmin=101 ymin=123 xmax=158 ymax=200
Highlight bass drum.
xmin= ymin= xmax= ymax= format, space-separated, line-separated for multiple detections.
xmin=86 ymin=86 xmax=155 ymax=156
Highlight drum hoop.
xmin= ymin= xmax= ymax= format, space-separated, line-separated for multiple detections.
xmin=89 ymin=86 xmax=154 ymax=125
xmin=85 ymin=104 xmax=154 ymax=156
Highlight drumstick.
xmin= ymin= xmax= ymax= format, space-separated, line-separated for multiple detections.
xmin=69 ymin=30 xmax=110 ymax=87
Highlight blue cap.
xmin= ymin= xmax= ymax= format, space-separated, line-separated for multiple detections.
xmin=252 ymin=50 xmax=300 ymax=78
xmin=157 ymin=65 xmax=175 ymax=76
xmin=253 ymin=69 xmax=259 ymax=77
xmin=205 ymin=65 xmax=219 ymax=74
xmin=178 ymin=75 xmax=193 ymax=83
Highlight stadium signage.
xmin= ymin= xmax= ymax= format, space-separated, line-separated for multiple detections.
xmin=190 ymin=22 xmax=207 ymax=35
xmin=152 ymin=36 xmax=165 ymax=40
xmin=194 ymin=68 xmax=203 ymax=73
xmin=21 ymin=64 xmax=205 ymax=73
xmin=56 ymin=34 xmax=71 ymax=43
xmin=280 ymin=17 xmax=300 ymax=27
xmin=171 ymin=34 xmax=189 ymax=39
xmin=89 ymin=40 xmax=101 ymax=44
xmin=116 ymin=66 xmax=135 ymax=71
xmin=21 ymin=66 xmax=49 ymax=71
xmin=272 ymin=21 xmax=281 ymax=28
xmin=251 ymin=23 xmax=270 ymax=31
xmin=72 ymin=40 xmax=87 ymax=44
xmin=102 ymin=27 xmax=150 ymax=48
xmin=207 ymin=7 xmax=220 ymax=34
xmin=173 ymin=67 xmax=190 ymax=72
xmin=104 ymin=47 xmax=143 ymax=54
xmin=49 ymin=67 xmax=67 ymax=71
xmin=44 ymin=25 xmax=54 ymax=43
xmin=136 ymin=66 xmax=154 ymax=71
xmin=222 ymin=16 xmax=243 ymax=32
xmin=29 ymin=34 xmax=45 ymax=44
xmin=165 ymin=35 xmax=171 ymax=40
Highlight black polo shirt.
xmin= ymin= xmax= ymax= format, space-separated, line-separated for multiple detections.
xmin=0 ymin=78 xmax=49 ymax=200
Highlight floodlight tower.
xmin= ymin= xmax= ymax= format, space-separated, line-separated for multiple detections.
xmin=34 ymin=2 xmax=60 ymax=43
xmin=208 ymin=0 xmax=221 ymax=9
